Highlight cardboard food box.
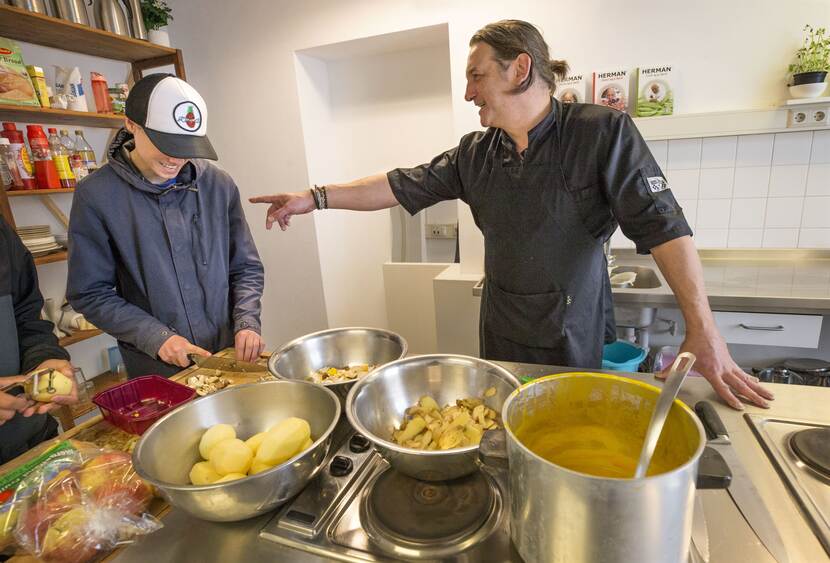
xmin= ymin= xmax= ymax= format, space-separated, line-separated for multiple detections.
xmin=555 ymin=74 xmax=589 ymax=104
xmin=593 ymin=68 xmax=631 ymax=113
xmin=0 ymin=37 xmax=40 ymax=107
xmin=635 ymin=65 xmax=675 ymax=117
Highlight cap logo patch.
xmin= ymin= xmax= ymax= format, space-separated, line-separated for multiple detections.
xmin=173 ymin=101 xmax=202 ymax=132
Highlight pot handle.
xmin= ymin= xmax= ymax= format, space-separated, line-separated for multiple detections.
xmin=696 ymin=446 xmax=732 ymax=489
xmin=478 ymin=429 xmax=509 ymax=470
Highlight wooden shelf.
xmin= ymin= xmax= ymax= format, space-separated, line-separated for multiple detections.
xmin=0 ymin=5 xmax=177 ymax=62
xmin=59 ymin=328 xmax=103 ymax=347
xmin=0 ymin=104 xmax=124 ymax=128
xmin=33 ymin=250 xmax=67 ymax=265
xmin=7 ymin=188 xmax=75 ymax=197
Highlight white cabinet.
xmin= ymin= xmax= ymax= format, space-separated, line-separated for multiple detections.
xmin=713 ymin=312 xmax=823 ymax=349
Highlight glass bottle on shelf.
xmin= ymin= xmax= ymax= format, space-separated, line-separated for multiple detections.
xmin=47 ymin=128 xmax=76 ymax=188
xmin=0 ymin=138 xmax=23 ymax=191
xmin=73 ymin=130 xmax=98 ymax=171
xmin=60 ymin=129 xmax=87 ymax=181
xmin=72 ymin=367 xmax=94 ymax=403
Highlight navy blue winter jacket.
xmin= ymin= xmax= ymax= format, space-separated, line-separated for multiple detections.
xmin=67 ymin=129 xmax=264 ymax=376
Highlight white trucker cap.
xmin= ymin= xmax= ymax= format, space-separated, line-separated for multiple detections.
xmin=125 ymin=73 xmax=217 ymax=160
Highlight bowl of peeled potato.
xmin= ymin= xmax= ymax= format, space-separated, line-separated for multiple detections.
xmin=346 ymin=354 xmax=520 ymax=481
xmin=131 ymin=380 xmax=340 ymax=521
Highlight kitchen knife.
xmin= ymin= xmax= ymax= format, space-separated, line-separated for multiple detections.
xmin=694 ymin=401 xmax=789 ymax=563
xmin=188 ymin=354 xmax=267 ymax=374
xmin=691 ymin=492 xmax=710 ymax=563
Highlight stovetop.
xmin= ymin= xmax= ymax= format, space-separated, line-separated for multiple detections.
xmin=259 ymin=428 xmax=521 ymax=562
xmin=746 ymin=414 xmax=830 ymax=557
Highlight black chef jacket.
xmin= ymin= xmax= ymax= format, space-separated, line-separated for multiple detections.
xmin=388 ymin=98 xmax=692 ymax=368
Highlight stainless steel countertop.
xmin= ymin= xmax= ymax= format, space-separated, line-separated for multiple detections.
xmin=611 ymin=249 xmax=830 ymax=314
xmin=114 ymin=362 xmax=830 ymax=563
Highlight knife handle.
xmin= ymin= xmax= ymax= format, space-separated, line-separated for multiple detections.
xmin=694 ymin=401 xmax=729 ymax=441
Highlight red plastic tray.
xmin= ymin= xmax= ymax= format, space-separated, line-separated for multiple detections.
xmin=92 ymin=375 xmax=196 ymax=435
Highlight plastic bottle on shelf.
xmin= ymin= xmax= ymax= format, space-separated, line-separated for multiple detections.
xmin=0 ymin=138 xmax=23 ymax=191
xmin=47 ymin=128 xmax=76 ymax=188
xmin=26 ymin=125 xmax=62 ymax=190
xmin=0 ymin=123 xmax=36 ymax=190
xmin=90 ymin=72 xmax=112 ymax=114
xmin=60 ymin=129 xmax=87 ymax=181
xmin=74 ymin=130 xmax=98 ymax=171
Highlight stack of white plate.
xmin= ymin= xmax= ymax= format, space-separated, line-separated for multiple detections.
xmin=16 ymin=225 xmax=64 ymax=257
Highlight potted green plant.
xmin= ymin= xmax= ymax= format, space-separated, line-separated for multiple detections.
xmin=788 ymin=25 xmax=830 ymax=98
xmin=140 ymin=0 xmax=173 ymax=47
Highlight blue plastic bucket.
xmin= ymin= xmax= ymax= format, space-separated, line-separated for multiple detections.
xmin=601 ymin=340 xmax=647 ymax=372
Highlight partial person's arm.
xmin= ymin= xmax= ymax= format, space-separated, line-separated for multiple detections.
xmin=67 ymin=190 xmax=209 ymax=365
xmin=10 ymin=226 xmax=70 ymax=373
xmin=7 ymin=222 xmax=77 ymax=413
xmin=249 ymin=173 xmax=397 ymax=231
xmin=227 ymin=183 xmax=265 ymax=361
xmin=650 ymin=237 xmax=773 ymax=409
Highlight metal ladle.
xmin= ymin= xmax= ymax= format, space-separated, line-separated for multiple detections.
xmin=634 ymin=351 xmax=697 ymax=479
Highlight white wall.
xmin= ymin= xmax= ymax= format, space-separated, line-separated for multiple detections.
xmin=293 ymin=27 xmax=455 ymax=329
xmin=168 ymin=0 xmax=830 ymax=344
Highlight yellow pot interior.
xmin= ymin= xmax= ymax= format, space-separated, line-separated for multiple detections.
xmin=507 ymin=373 xmax=701 ymax=478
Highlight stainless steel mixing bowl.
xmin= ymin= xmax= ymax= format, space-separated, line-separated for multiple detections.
xmin=268 ymin=327 xmax=408 ymax=407
xmin=346 ymin=354 xmax=520 ymax=481
xmin=132 ymin=380 xmax=340 ymax=522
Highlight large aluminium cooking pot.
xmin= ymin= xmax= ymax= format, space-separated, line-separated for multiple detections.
xmin=480 ymin=372 xmax=731 ymax=563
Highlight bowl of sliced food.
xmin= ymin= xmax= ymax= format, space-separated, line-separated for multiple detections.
xmin=346 ymin=354 xmax=520 ymax=481
xmin=268 ymin=327 xmax=408 ymax=407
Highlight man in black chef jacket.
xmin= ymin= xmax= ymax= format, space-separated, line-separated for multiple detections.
xmin=0 ymin=216 xmax=78 ymax=464
xmin=251 ymin=19 xmax=773 ymax=411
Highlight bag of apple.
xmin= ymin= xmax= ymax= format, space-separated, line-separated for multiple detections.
xmin=4 ymin=441 xmax=160 ymax=562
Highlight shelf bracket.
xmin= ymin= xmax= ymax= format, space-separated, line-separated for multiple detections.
xmin=39 ymin=194 xmax=69 ymax=228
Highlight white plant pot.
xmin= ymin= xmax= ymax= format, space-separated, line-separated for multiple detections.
xmin=148 ymin=27 xmax=171 ymax=47
xmin=788 ymin=82 xmax=828 ymax=99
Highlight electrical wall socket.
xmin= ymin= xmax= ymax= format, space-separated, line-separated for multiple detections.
xmin=787 ymin=105 xmax=830 ymax=128
xmin=426 ymin=223 xmax=458 ymax=239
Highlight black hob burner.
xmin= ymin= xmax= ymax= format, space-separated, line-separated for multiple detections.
xmin=790 ymin=427 xmax=830 ymax=479
xmin=360 ymin=467 xmax=501 ymax=558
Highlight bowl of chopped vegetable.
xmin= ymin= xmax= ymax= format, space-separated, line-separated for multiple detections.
xmin=268 ymin=327 xmax=408 ymax=408
xmin=346 ymin=354 xmax=520 ymax=481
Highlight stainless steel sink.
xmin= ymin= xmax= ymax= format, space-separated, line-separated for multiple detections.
xmin=610 ymin=266 xmax=662 ymax=289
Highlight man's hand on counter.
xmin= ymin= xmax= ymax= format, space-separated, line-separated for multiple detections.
xmin=159 ymin=335 xmax=211 ymax=367
xmin=660 ymin=330 xmax=775 ymax=410
xmin=235 ymin=329 xmax=264 ymax=362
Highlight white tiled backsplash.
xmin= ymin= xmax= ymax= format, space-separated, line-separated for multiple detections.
xmin=610 ymin=130 xmax=830 ymax=249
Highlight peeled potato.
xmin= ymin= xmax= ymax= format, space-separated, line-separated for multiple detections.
xmin=199 ymin=424 xmax=236 ymax=460
xmin=215 ymin=472 xmax=247 ymax=483
xmin=189 ymin=461 xmax=221 ymax=485
xmin=244 ymin=432 xmax=267 ymax=455
xmin=210 ymin=438 xmax=253 ymax=475
xmin=301 ymin=437 xmax=313 ymax=451
xmin=249 ymin=459 xmax=274 ymax=475
xmin=267 ymin=417 xmax=311 ymax=437
xmin=26 ymin=370 xmax=73 ymax=402
xmin=257 ymin=418 xmax=310 ymax=466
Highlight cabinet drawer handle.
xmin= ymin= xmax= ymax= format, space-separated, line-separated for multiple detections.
xmin=738 ymin=323 xmax=784 ymax=331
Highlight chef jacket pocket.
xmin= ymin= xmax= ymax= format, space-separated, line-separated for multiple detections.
xmin=637 ymin=167 xmax=682 ymax=214
xmin=484 ymin=281 xmax=569 ymax=349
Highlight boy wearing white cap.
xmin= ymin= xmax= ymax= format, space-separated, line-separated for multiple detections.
xmin=67 ymin=74 xmax=264 ymax=378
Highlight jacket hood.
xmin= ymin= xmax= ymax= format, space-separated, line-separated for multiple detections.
xmin=107 ymin=128 xmax=206 ymax=196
